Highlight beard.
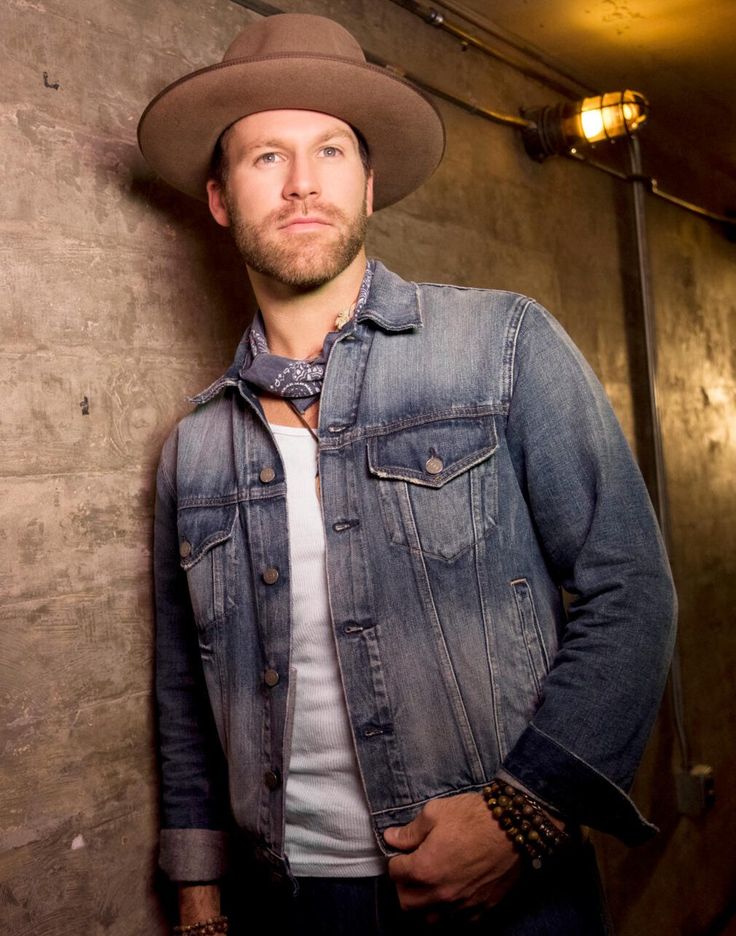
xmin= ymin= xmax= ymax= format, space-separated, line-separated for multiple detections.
xmin=224 ymin=189 xmax=369 ymax=291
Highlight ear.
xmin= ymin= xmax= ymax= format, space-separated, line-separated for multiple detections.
xmin=365 ymin=170 xmax=374 ymax=218
xmin=206 ymin=179 xmax=231 ymax=228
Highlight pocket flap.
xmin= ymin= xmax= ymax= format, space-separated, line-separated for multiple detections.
xmin=367 ymin=414 xmax=498 ymax=488
xmin=177 ymin=503 xmax=236 ymax=569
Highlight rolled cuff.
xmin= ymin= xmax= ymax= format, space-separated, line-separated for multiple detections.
xmin=159 ymin=828 xmax=229 ymax=881
xmin=501 ymin=723 xmax=657 ymax=846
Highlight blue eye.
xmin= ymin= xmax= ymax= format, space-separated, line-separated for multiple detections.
xmin=256 ymin=152 xmax=279 ymax=165
xmin=321 ymin=146 xmax=341 ymax=157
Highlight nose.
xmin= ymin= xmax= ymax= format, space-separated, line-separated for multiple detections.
xmin=283 ymin=153 xmax=320 ymax=203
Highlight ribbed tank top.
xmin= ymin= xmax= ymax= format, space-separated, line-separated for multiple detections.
xmin=272 ymin=425 xmax=385 ymax=877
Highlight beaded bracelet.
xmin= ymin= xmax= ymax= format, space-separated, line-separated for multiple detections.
xmin=173 ymin=915 xmax=228 ymax=935
xmin=482 ymin=779 xmax=570 ymax=871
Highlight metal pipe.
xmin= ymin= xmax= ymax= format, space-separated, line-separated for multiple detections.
xmin=382 ymin=67 xmax=532 ymax=129
xmin=628 ymin=136 xmax=690 ymax=771
xmin=569 ymin=151 xmax=736 ymax=227
xmin=389 ymin=0 xmax=582 ymax=99
xmin=419 ymin=0 xmax=594 ymax=95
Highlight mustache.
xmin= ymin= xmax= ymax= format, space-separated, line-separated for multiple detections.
xmin=272 ymin=200 xmax=351 ymax=225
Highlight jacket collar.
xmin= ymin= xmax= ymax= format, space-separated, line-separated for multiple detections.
xmin=190 ymin=259 xmax=421 ymax=406
xmin=357 ymin=260 xmax=422 ymax=332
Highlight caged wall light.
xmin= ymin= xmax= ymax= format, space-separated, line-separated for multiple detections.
xmin=521 ymin=89 xmax=649 ymax=161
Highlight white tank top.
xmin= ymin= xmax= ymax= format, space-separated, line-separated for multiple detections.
xmin=272 ymin=424 xmax=385 ymax=877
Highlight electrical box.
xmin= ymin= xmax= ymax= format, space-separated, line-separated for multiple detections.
xmin=675 ymin=764 xmax=715 ymax=817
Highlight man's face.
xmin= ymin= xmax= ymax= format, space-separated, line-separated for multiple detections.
xmin=207 ymin=109 xmax=373 ymax=290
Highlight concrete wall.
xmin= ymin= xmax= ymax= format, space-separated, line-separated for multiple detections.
xmin=1 ymin=1 xmax=733 ymax=933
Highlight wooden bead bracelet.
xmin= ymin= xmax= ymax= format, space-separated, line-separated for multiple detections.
xmin=173 ymin=915 xmax=228 ymax=934
xmin=483 ymin=779 xmax=570 ymax=871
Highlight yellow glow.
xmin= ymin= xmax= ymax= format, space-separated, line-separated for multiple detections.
xmin=576 ymin=90 xmax=648 ymax=143
xmin=581 ymin=108 xmax=604 ymax=140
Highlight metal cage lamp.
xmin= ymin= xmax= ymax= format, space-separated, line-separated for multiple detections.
xmin=522 ymin=89 xmax=649 ymax=161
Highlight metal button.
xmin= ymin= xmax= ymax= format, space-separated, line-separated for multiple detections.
xmin=264 ymin=669 xmax=280 ymax=688
xmin=179 ymin=540 xmax=192 ymax=558
xmin=259 ymin=467 xmax=276 ymax=484
xmin=425 ymin=455 xmax=444 ymax=475
xmin=262 ymin=567 xmax=279 ymax=585
xmin=264 ymin=769 xmax=281 ymax=790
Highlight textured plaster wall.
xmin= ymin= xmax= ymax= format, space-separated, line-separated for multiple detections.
xmin=595 ymin=203 xmax=736 ymax=936
xmin=1 ymin=1 xmax=733 ymax=934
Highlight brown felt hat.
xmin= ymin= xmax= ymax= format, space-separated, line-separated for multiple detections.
xmin=137 ymin=13 xmax=446 ymax=209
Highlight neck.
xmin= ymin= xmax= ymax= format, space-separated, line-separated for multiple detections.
xmin=248 ymin=251 xmax=368 ymax=359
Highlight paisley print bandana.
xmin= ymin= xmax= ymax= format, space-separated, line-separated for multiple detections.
xmin=239 ymin=260 xmax=374 ymax=413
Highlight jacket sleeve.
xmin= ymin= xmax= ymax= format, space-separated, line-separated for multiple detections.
xmin=500 ymin=299 xmax=677 ymax=845
xmin=154 ymin=429 xmax=230 ymax=880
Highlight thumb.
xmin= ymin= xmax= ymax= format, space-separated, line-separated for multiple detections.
xmin=383 ymin=811 xmax=432 ymax=852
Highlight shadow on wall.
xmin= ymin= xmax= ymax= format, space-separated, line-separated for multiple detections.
xmin=119 ymin=154 xmax=257 ymax=487
xmin=128 ymin=152 xmax=257 ymax=364
xmin=121 ymin=158 xmax=259 ymax=933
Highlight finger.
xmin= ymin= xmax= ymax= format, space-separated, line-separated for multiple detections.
xmin=387 ymin=849 xmax=441 ymax=892
xmin=383 ymin=810 xmax=432 ymax=852
xmin=392 ymin=877 xmax=433 ymax=912
xmin=392 ymin=876 xmax=448 ymax=913
xmin=386 ymin=852 xmax=418 ymax=884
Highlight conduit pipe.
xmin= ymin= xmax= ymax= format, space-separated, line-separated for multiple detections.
xmin=388 ymin=0 xmax=581 ymax=99
xmin=628 ymin=136 xmax=690 ymax=771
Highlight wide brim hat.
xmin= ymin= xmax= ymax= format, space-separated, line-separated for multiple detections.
xmin=138 ymin=13 xmax=446 ymax=210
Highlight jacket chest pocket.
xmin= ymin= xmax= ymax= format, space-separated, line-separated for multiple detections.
xmin=367 ymin=414 xmax=498 ymax=562
xmin=178 ymin=502 xmax=237 ymax=630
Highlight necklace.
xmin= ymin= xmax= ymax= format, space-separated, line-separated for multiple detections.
xmin=288 ymin=401 xmax=321 ymax=499
xmin=287 ymin=401 xmax=319 ymax=443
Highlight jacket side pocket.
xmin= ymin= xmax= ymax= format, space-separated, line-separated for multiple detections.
xmin=510 ymin=577 xmax=551 ymax=696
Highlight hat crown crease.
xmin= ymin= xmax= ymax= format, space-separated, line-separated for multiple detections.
xmin=223 ymin=14 xmax=365 ymax=63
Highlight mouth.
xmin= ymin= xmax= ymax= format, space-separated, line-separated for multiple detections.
xmin=278 ymin=216 xmax=333 ymax=232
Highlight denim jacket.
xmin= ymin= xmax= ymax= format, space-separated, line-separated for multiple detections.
xmin=154 ymin=261 xmax=676 ymax=884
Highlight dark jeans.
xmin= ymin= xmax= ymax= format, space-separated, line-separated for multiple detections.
xmin=225 ymin=842 xmax=613 ymax=935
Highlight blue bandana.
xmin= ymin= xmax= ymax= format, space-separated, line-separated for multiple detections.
xmin=239 ymin=260 xmax=374 ymax=412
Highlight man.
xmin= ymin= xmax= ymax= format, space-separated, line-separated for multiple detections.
xmin=139 ymin=13 xmax=676 ymax=935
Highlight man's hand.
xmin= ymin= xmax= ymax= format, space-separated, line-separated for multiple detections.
xmin=383 ymin=792 xmax=521 ymax=920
